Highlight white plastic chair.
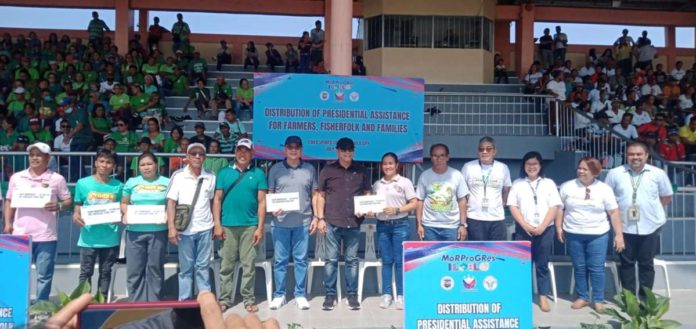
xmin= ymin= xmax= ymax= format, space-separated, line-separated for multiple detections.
xmin=108 ymin=229 xmax=128 ymax=302
xmin=532 ymin=262 xmax=558 ymax=302
xmin=357 ymin=224 xmax=383 ymax=302
xmin=307 ymin=233 xmax=342 ymax=301
xmin=230 ymin=224 xmax=273 ymax=303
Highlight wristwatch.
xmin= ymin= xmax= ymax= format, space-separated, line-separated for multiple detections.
xmin=459 ymin=223 xmax=468 ymax=228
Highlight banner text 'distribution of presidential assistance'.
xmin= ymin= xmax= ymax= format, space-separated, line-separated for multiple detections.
xmin=253 ymin=73 xmax=424 ymax=162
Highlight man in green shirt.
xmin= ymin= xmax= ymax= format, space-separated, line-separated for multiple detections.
xmin=213 ymin=138 xmax=267 ymax=312
xmin=183 ymin=78 xmax=211 ymax=119
xmin=210 ymin=76 xmax=233 ymax=119
xmin=26 ymin=118 xmax=53 ymax=144
xmin=87 ymin=11 xmax=110 ymax=50
xmin=188 ymin=51 xmax=207 ymax=82
xmin=171 ymin=13 xmax=191 ymax=54
xmin=7 ymin=87 xmax=27 ymax=116
xmin=73 ymin=149 xmax=123 ymax=296
xmin=170 ymin=68 xmax=189 ymax=97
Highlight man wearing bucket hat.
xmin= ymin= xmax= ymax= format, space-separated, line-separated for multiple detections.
xmin=4 ymin=142 xmax=72 ymax=301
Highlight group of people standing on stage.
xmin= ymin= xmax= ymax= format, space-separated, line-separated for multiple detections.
xmin=3 ymin=135 xmax=672 ymax=315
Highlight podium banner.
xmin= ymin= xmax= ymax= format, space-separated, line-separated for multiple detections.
xmin=403 ymin=241 xmax=532 ymax=329
xmin=253 ymin=73 xmax=425 ymax=162
xmin=0 ymin=235 xmax=31 ymax=328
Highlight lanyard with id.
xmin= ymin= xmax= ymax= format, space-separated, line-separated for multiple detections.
xmin=628 ymin=169 xmax=645 ymax=222
xmin=480 ymin=161 xmax=493 ymax=208
xmin=527 ymin=178 xmax=542 ymax=220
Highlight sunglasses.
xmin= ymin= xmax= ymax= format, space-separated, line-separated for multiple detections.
xmin=585 ymin=187 xmax=591 ymax=200
xmin=478 ymin=147 xmax=494 ymax=153
xmin=188 ymin=151 xmax=205 ymax=157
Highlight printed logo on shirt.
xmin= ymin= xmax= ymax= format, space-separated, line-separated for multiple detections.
xmin=87 ymin=192 xmax=116 ymax=203
xmin=135 ymin=184 xmax=166 ymax=193
xmin=428 ymin=183 xmax=454 ymax=212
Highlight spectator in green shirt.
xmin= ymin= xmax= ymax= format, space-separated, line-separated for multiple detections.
xmin=109 ymin=84 xmax=131 ymax=119
xmin=188 ymin=51 xmax=207 ymax=82
xmin=163 ymin=126 xmax=184 ymax=153
xmin=111 ymin=118 xmax=139 ymax=152
xmin=89 ymin=104 xmax=112 ymax=147
xmin=130 ymin=84 xmax=150 ymax=116
xmin=171 ymin=13 xmax=191 ymax=54
xmin=210 ymin=76 xmax=233 ymax=119
xmin=16 ymin=102 xmax=38 ymax=133
xmin=170 ymin=67 xmax=189 ymax=97
xmin=87 ymin=11 xmax=110 ymax=49
xmin=142 ymin=56 xmax=159 ymax=75
xmin=235 ymin=78 xmax=254 ymax=120
xmin=7 ymin=87 xmax=27 ymax=115
xmin=129 ymin=137 xmax=165 ymax=177
xmin=26 ymin=117 xmax=53 ymax=144
xmin=0 ymin=116 xmax=20 ymax=150
xmin=124 ymin=65 xmax=145 ymax=87
xmin=203 ymin=140 xmax=229 ymax=174
xmin=183 ymin=78 xmax=211 ymax=119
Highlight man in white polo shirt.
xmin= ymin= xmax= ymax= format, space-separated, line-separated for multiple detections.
xmin=3 ymin=142 xmax=72 ymax=301
xmin=605 ymin=141 xmax=672 ymax=298
xmin=166 ymin=142 xmax=219 ymax=301
xmin=461 ymin=136 xmax=512 ymax=241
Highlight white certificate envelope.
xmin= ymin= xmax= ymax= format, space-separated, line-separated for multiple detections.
xmin=126 ymin=205 xmax=167 ymax=224
xmin=353 ymin=195 xmax=387 ymax=214
xmin=12 ymin=187 xmax=52 ymax=208
xmin=266 ymin=192 xmax=301 ymax=213
xmin=81 ymin=202 xmax=122 ymax=226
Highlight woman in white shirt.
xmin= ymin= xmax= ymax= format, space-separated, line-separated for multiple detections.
xmin=507 ymin=152 xmax=561 ymax=312
xmin=372 ymin=152 xmax=417 ymax=310
xmin=556 ymin=157 xmax=625 ymax=312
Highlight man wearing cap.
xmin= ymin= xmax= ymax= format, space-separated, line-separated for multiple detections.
xmin=7 ymin=87 xmax=27 ymax=115
xmin=214 ymin=138 xmax=267 ymax=312
xmin=266 ymin=136 xmax=318 ymax=310
xmin=191 ymin=122 xmax=214 ymax=149
xmin=166 ymin=142 xmax=218 ymax=301
xmin=316 ymin=137 xmax=372 ymax=310
xmin=216 ymin=122 xmax=234 ymax=154
xmin=4 ymin=142 xmax=72 ymax=301
xmin=27 ymin=117 xmax=52 ymax=144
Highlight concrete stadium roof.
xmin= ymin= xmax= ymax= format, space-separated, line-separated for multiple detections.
xmin=498 ymin=0 xmax=696 ymax=12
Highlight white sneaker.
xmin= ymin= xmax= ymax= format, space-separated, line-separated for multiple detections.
xmin=395 ymin=295 xmax=404 ymax=310
xmin=268 ymin=296 xmax=286 ymax=310
xmin=379 ymin=294 xmax=393 ymax=309
xmin=295 ymin=297 xmax=310 ymax=310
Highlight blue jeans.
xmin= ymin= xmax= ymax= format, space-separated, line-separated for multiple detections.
xmin=566 ymin=231 xmax=609 ymax=303
xmin=423 ymin=226 xmax=458 ymax=241
xmin=33 ymin=241 xmax=57 ymax=301
xmin=178 ymin=229 xmax=213 ymax=301
xmin=377 ymin=219 xmax=410 ymax=295
xmin=272 ymin=225 xmax=309 ymax=298
xmin=324 ymin=224 xmax=360 ymax=296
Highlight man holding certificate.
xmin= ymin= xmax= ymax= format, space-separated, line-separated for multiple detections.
xmin=213 ymin=138 xmax=267 ymax=313
xmin=3 ymin=142 xmax=72 ymax=301
xmin=316 ymin=137 xmax=372 ymax=311
xmin=72 ymin=149 xmax=124 ymax=297
xmin=120 ymin=151 xmax=171 ymax=301
xmin=266 ymin=136 xmax=318 ymax=310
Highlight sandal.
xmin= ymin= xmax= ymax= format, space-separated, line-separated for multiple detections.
xmin=244 ymin=303 xmax=259 ymax=313
xmin=219 ymin=301 xmax=232 ymax=312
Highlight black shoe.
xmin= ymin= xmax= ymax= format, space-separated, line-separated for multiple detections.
xmin=347 ymin=294 xmax=360 ymax=310
xmin=322 ymin=295 xmax=337 ymax=310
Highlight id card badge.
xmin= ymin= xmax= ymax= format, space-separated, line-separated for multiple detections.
xmin=628 ymin=205 xmax=640 ymax=221
xmin=481 ymin=198 xmax=489 ymax=208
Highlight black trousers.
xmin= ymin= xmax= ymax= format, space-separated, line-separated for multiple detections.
xmin=79 ymin=246 xmax=119 ymax=296
xmin=467 ymin=218 xmax=507 ymax=241
xmin=618 ymin=229 xmax=660 ymax=297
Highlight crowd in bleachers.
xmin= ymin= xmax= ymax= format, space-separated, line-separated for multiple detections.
xmin=0 ymin=13 xmax=376 ymax=181
xmin=506 ymin=27 xmax=696 ymax=163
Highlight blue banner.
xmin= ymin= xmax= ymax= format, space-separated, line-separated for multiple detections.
xmin=403 ymin=241 xmax=532 ymax=329
xmin=0 ymin=235 xmax=31 ymax=328
xmin=253 ymin=73 xmax=424 ymax=162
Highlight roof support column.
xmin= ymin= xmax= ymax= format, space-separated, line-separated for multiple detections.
xmin=664 ymin=25 xmax=676 ymax=71
xmin=515 ymin=3 xmax=535 ymax=77
xmin=327 ymin=0 xmax=352 ymax=75
xmin=114 ymin=0 xmax=133 ymax=55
